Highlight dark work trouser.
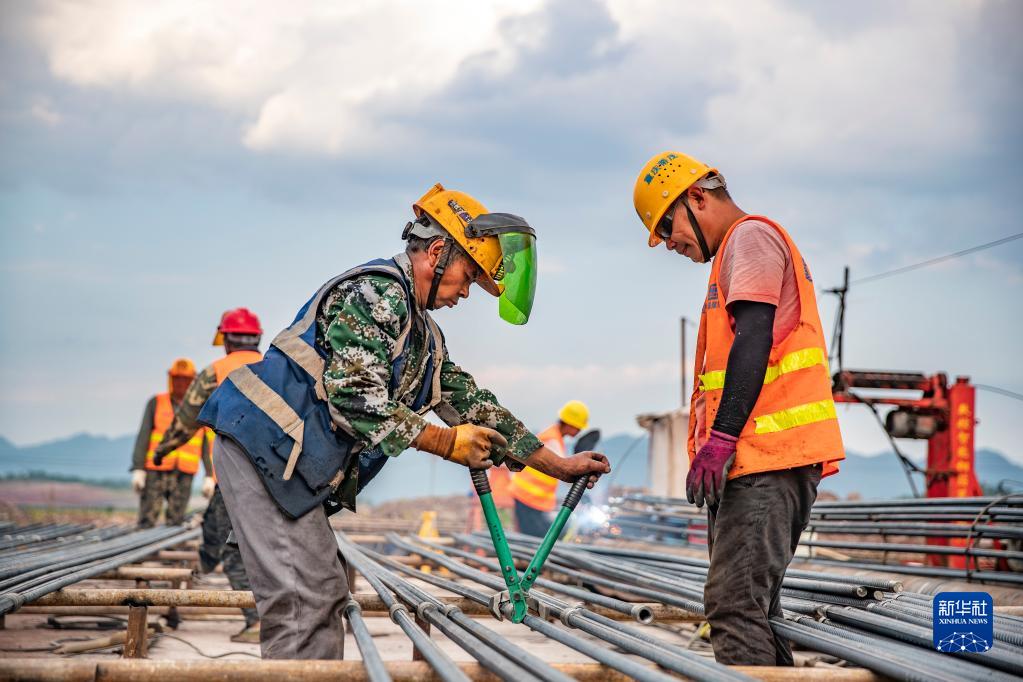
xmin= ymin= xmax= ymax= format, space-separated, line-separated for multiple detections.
xmin=704 ymin=463 xmax=822 ymax=666
xmin=199 ymin=488 xmax=258 ymax=626
xmin=514 ymin=500 xmax=553 ymax=537
xmin=214 ymin=435 xmax=350 ymax=660
xmin=138 ymin=470 xmax=193 ymax=528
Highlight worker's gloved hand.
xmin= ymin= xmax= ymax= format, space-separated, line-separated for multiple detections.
xmin=151 ymin=449 xmax=165 ymax=467
xmin=201 ymin=476 xmax=216 ymax=499
xmin=560 ymin=452 xmax=611 ymax=488
xmin=131 ymin=469 xmax=147 ymax=495
xmin=686 ymin=430 xmax=738 ymax=508
xmin=413 ymin=423 xmax=507 ymax=469
xmin=449 ymin=424 xmax=507 ymax=469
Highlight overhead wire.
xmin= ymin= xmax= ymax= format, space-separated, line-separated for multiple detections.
xmin=975 ymin=384 xmax=1023 ymax=402
xmin=849 ymin=232 xmax=1023 ymax=285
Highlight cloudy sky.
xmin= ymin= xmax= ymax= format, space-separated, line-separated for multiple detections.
xmin=2 ymin=0 xmax=1021 ymax=466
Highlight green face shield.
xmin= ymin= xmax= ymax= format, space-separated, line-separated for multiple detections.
xmin=465 ymin=213 xmax=538 ymax=325
xmin=496 ymin=231 xmax=537 ymax=325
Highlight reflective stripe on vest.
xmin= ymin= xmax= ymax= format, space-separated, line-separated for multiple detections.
xmin=688 ymin=216 xmax=845 ymax=479
xmin=145 ymin=393 xmax=205 ymax=474
xmin=698 ymin=347 xmax=829 ymax=392
xmin=510 ymin=425 xmax=562 ymax=512
xmin=754 ymin=398 xmax=837 ymax=434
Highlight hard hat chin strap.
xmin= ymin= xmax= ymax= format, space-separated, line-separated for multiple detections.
xmin=681 ymin=196 xmax=712 ymax=262
xmin=425 ymin=238 xmax=454 ymax=310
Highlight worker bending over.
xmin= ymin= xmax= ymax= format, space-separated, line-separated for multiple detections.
xmin=130 ymin=358 xmax=209 ymax=528
xmin=510 ymin=400 xmax=589 ymax=536
xmin=198 ymin=184 xmax=610 ymax=660
xmin=152 ymin=308 xmax=263 ymax=642
xmin=633 ymin=152 xmax=844 ymax=666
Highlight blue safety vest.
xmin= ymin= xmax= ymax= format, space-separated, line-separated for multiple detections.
xmin=199 ymin=256 xmax=456 ymax=519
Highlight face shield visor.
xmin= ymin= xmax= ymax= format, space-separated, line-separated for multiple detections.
xmin=465 ymin=213 xmax=538 ymax=325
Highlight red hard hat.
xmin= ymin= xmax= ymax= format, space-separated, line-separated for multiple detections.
xmin=213 ymin=307 xmax=263 ymax=346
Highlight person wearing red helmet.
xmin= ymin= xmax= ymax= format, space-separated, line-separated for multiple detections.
xmin=153 ymin=307 xmax=264 ymax=642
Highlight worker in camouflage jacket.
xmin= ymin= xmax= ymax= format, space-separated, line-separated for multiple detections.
xmin=199 ymin=184 xmax=611 ymax=660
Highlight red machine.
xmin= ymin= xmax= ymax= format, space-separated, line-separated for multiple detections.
xmin=832 ymin=370 xmax=981 ymax=499
xmin=831 ymin=370 xmax=983 ymax=569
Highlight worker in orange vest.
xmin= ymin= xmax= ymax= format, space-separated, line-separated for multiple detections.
xmin=633 ymin=152 xmax=844 ymax=666
xmin=131 ymin=358 xmax=210 ymax=528
xmin=510 ymin=400 xmax=589 ymax=537
xmin=152 ymin=308 xmax=264 ymax=643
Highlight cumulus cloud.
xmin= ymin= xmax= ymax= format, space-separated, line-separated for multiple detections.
xmin=28 ymin=0 xmax=543 ymax=154
xmin=22 ymin=0 xmax=1012 ymax=180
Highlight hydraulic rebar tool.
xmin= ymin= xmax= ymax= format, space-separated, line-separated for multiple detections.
xmin=470 ymin=468 xmax=588 ymax=623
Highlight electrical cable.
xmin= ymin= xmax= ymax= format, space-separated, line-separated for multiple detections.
xmin=975 ymin=384 xmax=1023 ymax=402
xmin=850 ymin=232 xmax=1023 ymax=285
xmin=153 ymin=633 xmax=262 ymax=659
xmin=603 ymin=435 xmax=647 ymax=489
xmin=850 ymin=393 xmax=922 ymax=498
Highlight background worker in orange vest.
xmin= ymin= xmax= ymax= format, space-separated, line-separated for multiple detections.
xmin=130 ymin=358 xmax=210 ymax=528
xmin=152 ymin=308 xmax=264 ymax=643
xmin=510 ymin=400 xmax=589 ymax=537
xmin=633 ymin=152 xmax=844 ymax=666
xmin=466 ymin=465 xmax=517 ymax=534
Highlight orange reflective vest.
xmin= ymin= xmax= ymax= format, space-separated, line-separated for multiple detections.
xmin=145 ymin=393 xmax=205 ymax=474
xmin=206 ymin=350 xmax=264 ymax=481
xmin=510 ymin=425 xmax=564 ymax=512
xmin=213 ymin=350 xmax=263 ymax=384
xmin=688 ymin=216 xmax=844 ymax=479
xmin=487 ymin=467 xmax=515 ymax=509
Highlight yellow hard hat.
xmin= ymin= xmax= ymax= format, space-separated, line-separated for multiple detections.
xmin=168 ymin=357 xmax=196 ymax=377
xmin=167 ymin=357 xmax=195 ymax=394
xmin=413 ymin=183 xmax=504 ymax=296
xmin=409 ymin=183 xmax=538 ymax=325
xmin=633 ymin=151 xmax=717 ymax=247
xmin=558 ymin=400 xmax=589 ymax=430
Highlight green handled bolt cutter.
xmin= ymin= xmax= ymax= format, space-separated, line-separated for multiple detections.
xmin=470 ymin=429 xmax=601 ymax=623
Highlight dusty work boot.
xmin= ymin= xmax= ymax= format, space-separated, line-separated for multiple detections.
xmin=189 ymin=567 xmax=225 ymax=589
xmin=230 ymin=621 xmax=260 ymax=644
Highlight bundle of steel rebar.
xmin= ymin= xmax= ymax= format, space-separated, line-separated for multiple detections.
xmin=339 ymin=531 xmax=755 ymax=682
xmin=0 ymin=523 xmax=201 ymax=615
xmin=0 ymin=522 xmax=96 ymax=552
xmin=435 ymin=531 xmax=1023 ymax=681
xmin=606 ymin=493 xmax=1023 ymax=584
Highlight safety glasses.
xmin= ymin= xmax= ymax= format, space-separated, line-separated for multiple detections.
xmin=656 ymin=197 xmax=682 ymax=241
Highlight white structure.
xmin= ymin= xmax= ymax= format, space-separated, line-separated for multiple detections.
xmin=636 ymin=409 xmax=690 ymax=498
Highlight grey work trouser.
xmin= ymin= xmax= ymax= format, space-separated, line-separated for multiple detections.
xmin=704 ymin=463 xmax=822 ymax=666
xmin=214 ymin=435 xmax=349 ymax=659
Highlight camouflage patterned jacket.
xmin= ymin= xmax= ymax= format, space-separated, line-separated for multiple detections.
xmin=316 ymin=253 xmax=541 ymax=471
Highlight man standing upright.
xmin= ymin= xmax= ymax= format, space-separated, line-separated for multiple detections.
xmin=510 ymin=400 xmax=589 ymax=536
xmin=632 ymin=152 xmax=844 ymax=666
xmin=130 ymin=358 xmax=208 ymax=528
xmin=152 ymin=308 xmax=264 ymax=642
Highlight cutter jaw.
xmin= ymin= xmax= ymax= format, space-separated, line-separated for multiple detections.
xmin=489 ymin=589 xmax=531 ymax=623
xmin=489 ymin=590 xmax=508 ymax=621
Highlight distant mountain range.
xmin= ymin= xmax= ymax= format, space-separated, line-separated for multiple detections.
xmin=1 ymin=432 xmax=1020 ymax=503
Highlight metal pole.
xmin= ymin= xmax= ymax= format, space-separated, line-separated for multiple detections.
xmin=837 ymin=266 xmax=848 ymax=373
xmin=680 ymin=316 xmax=688 ymax=407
